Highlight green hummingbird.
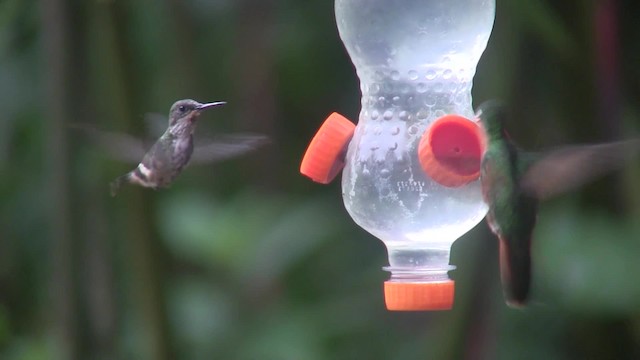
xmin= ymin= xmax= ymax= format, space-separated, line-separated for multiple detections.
xmin=477 ymin=100 xmax=640 ymax=307
xmin=103 ymin=99 xmax=267 ymax=196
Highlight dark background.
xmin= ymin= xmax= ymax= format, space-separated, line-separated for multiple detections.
xmin=1 ymin=0 xmax=640 ymax=359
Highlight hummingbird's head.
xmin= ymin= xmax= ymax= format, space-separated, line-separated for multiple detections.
xmin=167 ymin=99 xmax=226 ymax=135
xmin=475 ymin=100 xmax=508 ymax=140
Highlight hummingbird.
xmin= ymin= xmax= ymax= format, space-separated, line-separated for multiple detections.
xmin=477 ymin=100 xmax=640 ymax=307
xmin=103 ymin=99 xmax=267 ymax=196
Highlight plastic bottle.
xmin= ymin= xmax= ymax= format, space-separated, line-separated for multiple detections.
xmin=301 ymin=0 xmax=495 ymax=310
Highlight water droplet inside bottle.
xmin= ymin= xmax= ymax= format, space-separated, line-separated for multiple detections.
xmin=424 ymin=96 xmax=437 ymax=107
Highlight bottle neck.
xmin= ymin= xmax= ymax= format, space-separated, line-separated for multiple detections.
xmin=384 ymin=267 xmax=453 ymax=282
xmin=384 ymin=246 xmax=455 ymax=282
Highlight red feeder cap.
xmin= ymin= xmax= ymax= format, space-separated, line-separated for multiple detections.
xmin=384 ymin=280 xmax=455 ymax=311
xmin=300 ymin=112 xmax=355 ymax=184
xmin=418 ymin=114 xmax=485 ymax=187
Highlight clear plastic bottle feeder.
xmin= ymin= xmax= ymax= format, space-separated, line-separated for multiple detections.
xmin=301 ymin=0 xmax=495 ymax=310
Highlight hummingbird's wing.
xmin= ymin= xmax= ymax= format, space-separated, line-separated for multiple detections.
xmin=190 ymin=134 xmax=270 ymax=164
xmin=520 ymin=139 xmax=640 ymax=200
xmin=71 ymin=114 xmax=170 ymax=164
xmin=143 ymin=112 xmax=269 ymax=165
xmin=69 ymin=124 xmax=148 ymax=163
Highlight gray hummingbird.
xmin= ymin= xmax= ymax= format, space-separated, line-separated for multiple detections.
xmin=101 ymin=99 xmax=267 ymax=196
xmin=477 ymin=101 xmax=640 ymax=307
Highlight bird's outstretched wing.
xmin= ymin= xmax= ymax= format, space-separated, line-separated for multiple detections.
xmin=520 ymin=139 xmax=640 ymax=200
xmin=190 ymin=134 xmax=270 ymax=164
xmin=69 ymin=124 xmax=148 ymax=163
xmin=144 ymin=113 xmax=269 ymax=164
xmin=71 ymin=114 xmax=170 ymax=163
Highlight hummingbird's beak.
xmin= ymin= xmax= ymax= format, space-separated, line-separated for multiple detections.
xmin=196 ymin=101 xmax=226 ymax=110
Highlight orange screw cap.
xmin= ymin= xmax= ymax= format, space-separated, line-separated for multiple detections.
xmin=300 ymin=112 xmax=355 ymax=184
xmin=384 ymin=280 xmax=455 ymax=311
xmin=418 ymin=114 xmax=485 ymax=187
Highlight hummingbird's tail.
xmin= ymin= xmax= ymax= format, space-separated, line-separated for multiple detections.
xmin=499 ymin=235 xmax=532 ymax=308
xmin=109 ymin=173 xmax=130 ymax=197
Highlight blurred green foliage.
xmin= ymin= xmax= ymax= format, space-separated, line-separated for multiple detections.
xmin=1 ymin=0 xmax=640 ymax=359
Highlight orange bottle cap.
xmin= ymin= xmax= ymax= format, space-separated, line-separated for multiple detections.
xmin=300 ymin=112 xmax=355 ymax=184
xmin=418 ymin=114 xmax=485 ymax=187
xmin=384 ymin=280 xmax=455 ymax=311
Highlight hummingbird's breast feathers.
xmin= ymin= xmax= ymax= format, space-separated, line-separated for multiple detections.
xmin=481 ymin=150 xmax=517 ymax=205
xmin=170 ymin=135 xmax=195 ymax=166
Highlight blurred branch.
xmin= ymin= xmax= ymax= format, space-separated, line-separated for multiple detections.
xmin=83 ymin=189 xmax=117 ymax=357
xmin=232 ymin=0 xmax=279 ymax=190
xmin=101 ymin=2 xmax=175 ymax=359
xmin=40 ymin=0 xmax=78 ymax=358
xmin=166 ymin=0 xmax=202 ymax=95
xmin=504 ymin=0 xmax=579 ymax=63
xmin=594 ymin=0 xmax=621 ymax=138
xmin=593 ymin=0 xmax=628 ymax=213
